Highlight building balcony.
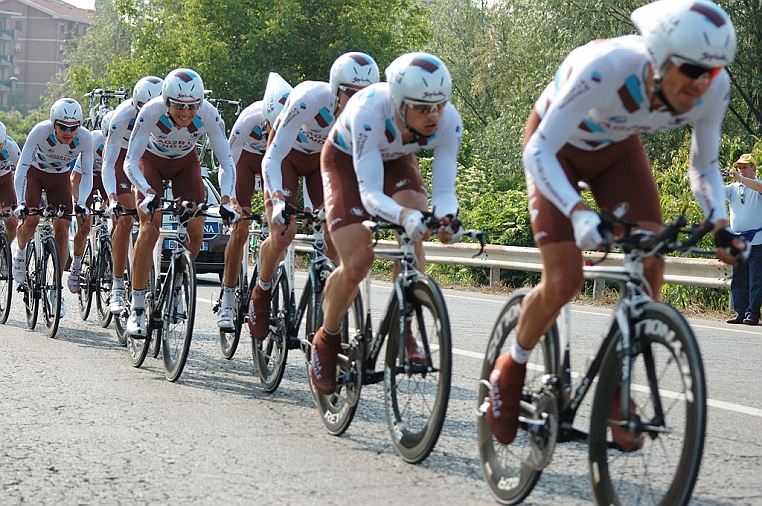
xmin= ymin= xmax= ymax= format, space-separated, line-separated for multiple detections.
xmin=0 ymin=54 xmax=14 ymax=66
xmin=0 ymin=29 xmax=15 ymax=41
xmin=0 ymin=80 xmax=14 ymax=92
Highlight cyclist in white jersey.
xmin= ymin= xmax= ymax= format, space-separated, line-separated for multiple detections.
xmin=247 ymin=52 xmax=380 ymax=341
xmin=12 ymin=98 xmax=94 ymax=318
xmin=101 ymin=76 xmax=163 ymax=314
xmin=216 ymin=72 xmax=292 ymax=330
xmin=485 ymin=0 xmax=747 ymax=450
xmin=311 ymin=52 xmax=463 ymax=395
xmin=68 ymin=113 xmax=110 ymax=293
xmin=124 ymin=68 xmax=240 ymax=337
xmin=0 ymin=122 xmax=22 ymax=244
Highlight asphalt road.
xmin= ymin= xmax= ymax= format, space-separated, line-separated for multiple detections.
xmin=1 ymin=271 xmax=760 ymax=505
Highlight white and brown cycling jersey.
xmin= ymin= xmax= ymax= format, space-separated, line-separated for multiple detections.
xmin=102 ymin=98 xmax=139 ymax=196
xmin=14 ymin=120 xmax=94 ymax=207
xmin=326 ymin=82 xmax=463 ymax=226
xmin=0 ymin=136 xmax=21 ymax=208
xmin=124 ymin=96 xmax=236 ymax=199
xmin=524 ymin=34 xmax=730 ymax=222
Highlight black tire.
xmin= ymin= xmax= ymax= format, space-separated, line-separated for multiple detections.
xmin=308 ymin=281 xmax=364 ymax=437
xmin=24 ymin=244 xmax=38 ymax=331
xmin=218 ymin=268 xmax=247 ymax=360
xmin=383 ymin=275 xmax=451 ymax=464
xmin=114 ymin=262 xmax=131 ymax=347
xmin=0 ymin=231 xmax=12 ymax=324
xmin=40 ymin=238 xmax=62 ymax=339
xmin=252 ymin=268 xmax=289 ymax=393
xmin=477 ymin=288 xmax=558 ymax=505
xmin=95 ymin=238 xmax=114 ymax=328
xmin=126 ymin=265 xmax=152 ymax=368
xmin=147 ymin=266 xmax=161 ymax=359
xmin=589 ymin=303 xmax=706 ymax=506
xmin=162 ymin=251 xmax=196 ymax=382
xmin=78 ymin=241 xmax=93 ymax=320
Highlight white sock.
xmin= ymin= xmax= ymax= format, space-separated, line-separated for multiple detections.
xmin=132 ymin=288 xmax=146 ymax=309
xmin=14 ymin=245 xmax=25 ymax=260
xmin=222 ymin=285 xmax=236 ymax=306
xmin=511 ymin=339 xmax=532 ymax=364
xmin=112 ymin=276 xmax=125 ymax=290
xmin=258 ymin=278 xmax=272 ymax=291
xmin=72 ymin=254 xmax=83 ymax=271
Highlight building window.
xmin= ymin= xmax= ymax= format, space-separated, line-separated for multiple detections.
xmin=15 ymin=21 xmax=22 ymax=32
xmin=14 ymin=42 xmax=21 ymax=53
xmin=13 ymin=65 xmax=19 ymax=75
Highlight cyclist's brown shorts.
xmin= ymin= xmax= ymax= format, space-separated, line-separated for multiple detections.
xmin=0 ymin=172 xmax=16 ymax=208
xmin=528 ymin=134 xmax=661 ymax=246
xmin=138 ymin=150 xmax=204 ymax=203
xmin=24 ymin=166 xmax=73 ymax=222
xmin=235 ymin=150 xmax=263 ymax=208
xmin=264 ymin=149 xmax=323 ymax=210
xmin=321 ymin=141 xmax=425 ymax=233
xmin=113 ymin=147 xmax=133 ymax=196
xmin=85 ymin=172 xmax=107 ymax=208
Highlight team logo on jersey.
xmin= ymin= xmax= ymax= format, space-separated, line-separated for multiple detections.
xmin=384 ymin=119 xmax=396 ymax=143
xmin=395 ymin=179 xmax=410 ymax=189
xmin=612 ymin=202 xmax=629 ymax=219
xmin=314 ymin=107 xmax=333 ymax=129
xmin=157 ymin=115 xmax=173 ymax=134
xmin=617 ymin=75 xmax=644 ymax=113
xmin=350 ymin=207 xmax=365 ymax=216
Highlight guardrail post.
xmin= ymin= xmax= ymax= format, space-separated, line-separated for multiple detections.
xmin=490 ymin=267 xmax=501 ymax=287
xmin=593 ymin=278 xmax=605 ymax=298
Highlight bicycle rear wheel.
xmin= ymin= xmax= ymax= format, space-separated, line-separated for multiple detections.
xmin=0 ymin=231 xmax=12 ymax=324
xmin=252 ymin=267 xmax=289 ymax=392
xmin=126 ymin=265 xmax=153 ymax=367
xmin=308 ymin=278 xmax=364 ymax=436
xmin=78 ymin=241 xmax=93 ymax=320
xmin=41 ymin=238 xmax=62 ymax=339
xmin=589 ymin=302 xmax=706 ymax=506
xmin=24 ymin=244 xmax=38 ymax=330
xmin=477 ymin=287 xmax=558 ymax=505
xmin=383 ymin=274 xmax=451 ymax=464
xmin=162 ymin=251 xmax=196 ymax=382
xmin=219 ymin=268 xmax=247 ymax=360
xmin=114 ymin=263 xmax=131 ymax=347
xmin=95 ymin=238 xmax=114 ymax=328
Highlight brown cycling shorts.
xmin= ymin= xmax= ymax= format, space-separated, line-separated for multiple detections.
xmin=235 ymin=150 xmax=263 ymax=208
xmin=113 ymin=147 xmax=133 ymax=196
xmin=138 ymin=150 xmax=204 ymax=203
xmin=24 ymin=166 xmax=73 ymax=222
xmin=85 ymin=172 xmax=107 ymax=208
xmin=0 ymin=171 xmax=16 ymax=209
xmin=528 ymin=134 xmax=661 ymax=246
xmin=264 ymin=148 xmax=323 ymax=210
xmin=321 ymin=141 xmax=425 ymax=233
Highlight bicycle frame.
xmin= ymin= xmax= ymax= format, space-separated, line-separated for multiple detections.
xmin=150 ymin=208 xmax=194 ymax=324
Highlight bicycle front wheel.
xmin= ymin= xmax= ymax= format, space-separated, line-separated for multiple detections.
xmin=252 ymin=267 xmax=289 ymax=392
xmin=162 ymin=251 xmax=196 ymax=382
xmin=24 ymin=244 xmax=38 ymax=330
xmin=114 ymin=262 xmax=131 ymax=347
xmin=41 ymin=238 xmax=62 ymax=338
xmin=384 ymin=274 xmax=451 ymax=464
xmin=0 ymin=231 xmax=12 ymax=324
xmin=219 ymin=268 xmax=247 ymax=360
xmin=476 ymin=287 xmax=558 ymax=505
xmin=95 ymin=238 xmax=114 ymax=328
xmin=78 ymin=241 xmax=93 ymax=320
xmin=589 ymin=302 xmax=706 ymax=506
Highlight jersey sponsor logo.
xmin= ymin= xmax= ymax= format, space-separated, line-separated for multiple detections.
xmin=394 ymin=178 xmax=410 ymax=189
xmin=355 ymin=132 xmax=368 ymax=158
xmin=330 ymin=217 xmax=342 ymax=228
xmin=557 ymin=80 xmax=591 ymax=110
xmin=314 ymin=107 xmax=333 ymax=129
xmin=350 ymin=207 xmax=365 ymax=216
xmin=280 ymin=104 xmax=302 ymax=129
xmin=612 ymin=202 xmax=629 ymax=219
xmin=384 ymin=119 xmax=396 ymax=143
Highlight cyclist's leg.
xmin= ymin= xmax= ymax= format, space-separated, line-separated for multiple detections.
xmin=0 ymin=173 xmax=17 ymax=243
xmin=14 ymin=168 xmax=43 ymax=276
xmin=110 ymin=192 xmax=136 ymax=313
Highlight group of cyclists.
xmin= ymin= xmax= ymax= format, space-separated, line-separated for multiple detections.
xmin=0 ymin=0 xmax=752 ymax=499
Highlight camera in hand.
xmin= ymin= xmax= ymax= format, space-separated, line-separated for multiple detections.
xmin=721 ymin=168 xmax=730 ymax=177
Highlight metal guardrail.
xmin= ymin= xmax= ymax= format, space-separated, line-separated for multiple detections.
xmin=294 ymin=236 xmax=732 ymax=290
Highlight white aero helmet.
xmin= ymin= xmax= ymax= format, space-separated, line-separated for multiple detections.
xmin=133 ymin=76 xmax=164 ymax=110
xmin=262 ymin=72 xmax=293 ymax=127
xmin=631 ymin=0 xmax=736 ymax=75
xmin=51 ymin=98 xmax=84 ymax=125
xmin=385 ymin=52 xmax=452 ymax=109
xmin=101 ymin=110 xmax=116 ymax=136
xmin=329 ymin=51 xmax=380 ymax=98
xmin=162 ymin=68 xmax=204 ymax=105
xmin=0 ymin=121 xmax=6 ymax=146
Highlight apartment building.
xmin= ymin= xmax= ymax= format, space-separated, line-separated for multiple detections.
xmin=0 ymin=0 xmax=90 ymax=112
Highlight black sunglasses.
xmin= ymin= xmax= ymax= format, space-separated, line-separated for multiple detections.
xmin=671 ymin=57 xmax=722 ymax=80
xmin=338 ymin=85 xmax=360 ymax=98
xmin=55 ymin=122 xmax=80 ymax=132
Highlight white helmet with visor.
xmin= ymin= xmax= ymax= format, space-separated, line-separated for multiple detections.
xmin=329 ymin=52 xmax=380 ymax=99
xmin=50 ymin=98 xmax=84 ymax=126
xmin=162 ymin=68 xmax=204 ymax=108
xmin=385 ymin=52 xmax=452 ymax=110
xmin=133 ymin=76 xmax=164 ymax=110
xmin=261 ymin=72 xmax=293 ymax=128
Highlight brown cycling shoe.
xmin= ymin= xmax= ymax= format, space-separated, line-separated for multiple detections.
xmin=485 ymin=353 xmax=527 ymax=445
xmin=247 ymin=284 xmax=272 ymax=341
xmin=310 ymin=327 xmax=341 ymax=395
xmin=609 ymin=383 xmax=645 ymax=452
xmin=405 ymin=317 xmax=425 ymax=364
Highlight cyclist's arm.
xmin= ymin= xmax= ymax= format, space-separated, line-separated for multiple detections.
xmin=124 ymin=109 xmax=153 ymax=196
xmin=208 ymin=117 xmax=237 ymax=199
xmin=430 ymin=104 xmax=463 ymax=219
xmin=75 ymin=131 xmax=95 ymax=205
xmin=13 ymin=124 xmax=46 ymax=205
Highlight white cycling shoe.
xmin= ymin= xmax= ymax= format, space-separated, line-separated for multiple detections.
xmin=12 ymin=255 xmax=25 ymax=284
xmin=109 ymin=288 xmax=126 ymax=315
xmin=217 ymin=305 xmax=235 ymax=330
xmin=127 ymin=307 xmax=148 ymax=337
xmin=67 ymin=269 xmax=81 ymax=294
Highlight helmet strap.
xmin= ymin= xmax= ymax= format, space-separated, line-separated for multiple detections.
xmin=397 ymin=105 xmax=424 ymax=142
xmin=649 ymin=73 xmax=676 ymax=113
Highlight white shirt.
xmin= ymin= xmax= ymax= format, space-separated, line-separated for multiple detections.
xmin=124 ymin=97 xmax=236 ymax=198
xmin=328 ymin=82 xmax=462 ymax=224
xmin=524 ymin=35 xmax=729 ymax=222
xmin=102 ymin=98 xmax=138 ymax=196
xmin=725 ymin=180 xmax=762 ymax=246
xmin=228 ymin=101 xmax=267 ymax=163
xmin=0 ymin=136 xmax=21 ymax=178
xmin=73 ymin=130 xmax=105 ymax=175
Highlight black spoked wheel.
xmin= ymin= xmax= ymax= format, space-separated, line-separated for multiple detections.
xmin=78 ymin=241 xmax=93 ymax=320
xmin=589 ymin=302 xmax=706 ymax=506
xmin=95 ymin=239 xmax=114 ymax=328
xmin=40 ymin=238 xmax=62 ymax=339
xmin=162 ymin=251 xmax=196 ymax=382
xmin=476 ymin=288 xmax=559 ymax=505
xmin=24 ymin=244 xmax=39 ymax=330
xmin=308 ymin=281 xmax=364 ymax=437
xmin=0 ymin=232 xmax=12 ymax=324
xmin=147 ymin=266 xmax=161 ymax=359
xmin=114 ymin=263 xmax=131 ymax=347
xmin=219 ymin=268 xmax=247 ymax=360
xmin=127 ymin=265 xmax=153 ymax=368
xmin=383 ymin=274 xmax=451 ymax=464
xmin=252 ymin=268 xmax=289 ymax=393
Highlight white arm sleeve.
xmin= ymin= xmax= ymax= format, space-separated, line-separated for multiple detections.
xmin=124 ymin=112 xmax=152 ymax=196
xmin=209 ymin=120 xmax=236 ymax=198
